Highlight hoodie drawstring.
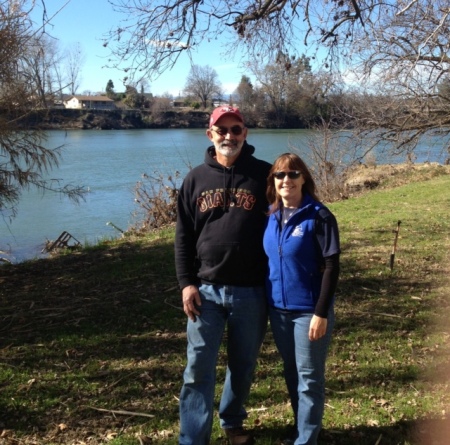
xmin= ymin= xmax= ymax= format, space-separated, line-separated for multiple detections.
xmin=222 ymin=165 xmax=236 ymax=211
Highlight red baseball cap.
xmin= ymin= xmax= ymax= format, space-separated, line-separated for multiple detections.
xmin=209 ymin=106 xmax=244 ymax=127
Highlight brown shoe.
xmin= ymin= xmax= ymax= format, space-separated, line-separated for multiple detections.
xmin=223 ymin=427 xmax=255 ymax=445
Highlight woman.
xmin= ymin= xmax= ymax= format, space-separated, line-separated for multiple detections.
xmin=263 ymin=153 xmax=340 ymax=445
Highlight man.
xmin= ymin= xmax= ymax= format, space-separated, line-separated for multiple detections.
xmin=175 ymin=106 xmax=271 ymax=445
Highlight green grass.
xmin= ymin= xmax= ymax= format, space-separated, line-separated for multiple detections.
xmin=1 ymin=171 xmax=449 ymax=444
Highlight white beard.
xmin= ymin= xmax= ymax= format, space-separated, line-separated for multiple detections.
xmin=215 ymin=142 xmax=243 ymax=158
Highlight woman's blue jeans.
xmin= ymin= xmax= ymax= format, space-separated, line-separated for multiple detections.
xmin=179 ymin=284 xmax=267 ymax=445
xmin=269 ymin=307 xmax=335 ymax=445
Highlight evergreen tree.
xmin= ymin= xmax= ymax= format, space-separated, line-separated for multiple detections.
xmin=106 ymin=79 xmax=115 ymax=98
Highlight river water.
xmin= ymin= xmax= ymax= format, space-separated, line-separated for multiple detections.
xmin=1 ymin=128 xmax=448 ymax=263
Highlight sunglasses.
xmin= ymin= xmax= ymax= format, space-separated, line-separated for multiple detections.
xmin=273 ymin=171 xmax=302 ymax=180
xmin=211 ymin=125 xmax=244 ymax=136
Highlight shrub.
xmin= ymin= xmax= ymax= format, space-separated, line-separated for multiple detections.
xmin=130 ymin=171 xmax=180 ymax=232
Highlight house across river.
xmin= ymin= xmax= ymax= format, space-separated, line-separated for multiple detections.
xmin=64 ymin=95 xmax=115 ymax=110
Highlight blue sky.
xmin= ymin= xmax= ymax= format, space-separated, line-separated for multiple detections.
xmin=31 ymin=0 xmax=247 ymax=97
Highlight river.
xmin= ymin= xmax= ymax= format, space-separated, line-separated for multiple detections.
xmin=1 ymin=128 xmax=448 ymax=263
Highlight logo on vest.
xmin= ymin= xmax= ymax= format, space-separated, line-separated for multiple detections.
xmin=292 ymin=225 xmax=304 ymax=237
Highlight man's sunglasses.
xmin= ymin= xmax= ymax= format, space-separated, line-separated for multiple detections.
xmin=211 ymin=125 xmax=244 ymax=136
xmin=273 ymin=171 xmax=302 ymax=180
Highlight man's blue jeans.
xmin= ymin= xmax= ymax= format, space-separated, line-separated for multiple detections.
xmin=269 ymin=307 xmax=335 ymax=445
xmin=179 ymin=284 xmax=267 ymax=445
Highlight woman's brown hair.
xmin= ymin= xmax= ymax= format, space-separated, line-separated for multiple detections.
xmin=266 ymin=152 xmax=319 ymax=214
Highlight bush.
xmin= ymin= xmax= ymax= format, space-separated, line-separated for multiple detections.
xmin=130 ymin=171 xmax=181 ymax=232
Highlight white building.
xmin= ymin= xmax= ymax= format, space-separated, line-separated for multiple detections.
xmin=64 ymin=95 xmax=115 ymax=110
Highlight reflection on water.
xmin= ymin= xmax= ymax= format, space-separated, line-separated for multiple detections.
xmin=1 ymin=128 xmax=447 ymax=263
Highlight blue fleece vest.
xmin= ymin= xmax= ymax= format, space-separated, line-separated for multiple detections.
xmin=263 ymin=196 xmax=324 ymax=311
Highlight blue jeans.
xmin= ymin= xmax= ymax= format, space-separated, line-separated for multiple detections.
xmin=179 ymin=284 xmax=267 ymax=445
xmin=269 ymin=307 xmax=335 ymax=445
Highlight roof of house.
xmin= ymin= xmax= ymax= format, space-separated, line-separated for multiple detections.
xmin=66 ymin=95 xmax=114 ymax=102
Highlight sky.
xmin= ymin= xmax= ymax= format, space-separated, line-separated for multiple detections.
xmin=31 ymin=0 xmax=248 ymax=97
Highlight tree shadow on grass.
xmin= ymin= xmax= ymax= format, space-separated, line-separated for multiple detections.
xmin=0 ymin=239 xmax=186 ymax=443
xmin=0 ymin=235 xmax=447 ymax=444
xmin=254 ymin=417 xmax=450 ymax=444
xmin=0 ymin=240 xmax=184 ymax=344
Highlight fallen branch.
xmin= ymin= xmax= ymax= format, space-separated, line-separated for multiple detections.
xmin=108 ymin=371 xmax=139 ymax=389
xmin=87 ymin=406 xmax=155 ymax=418
xmin=345 ymin=310 xmax=402 ymax=319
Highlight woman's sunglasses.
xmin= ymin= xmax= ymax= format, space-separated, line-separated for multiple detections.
xmin=273 ymin=171 xmax=302 ymax=180
xmin=211 ymin=125 xmax=244 ymax=136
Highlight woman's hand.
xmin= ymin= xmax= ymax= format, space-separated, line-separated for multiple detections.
xmin=309 ymin=315 xmax=328 ymax=341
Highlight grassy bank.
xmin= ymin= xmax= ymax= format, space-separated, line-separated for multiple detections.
xmin=1 ymin=166 xmax=449 ymax=445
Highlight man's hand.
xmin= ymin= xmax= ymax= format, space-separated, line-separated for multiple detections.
xmin=182 ymin=285 xmax=201 ymax=321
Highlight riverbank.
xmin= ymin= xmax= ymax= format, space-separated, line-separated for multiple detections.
xmin=18 ymin=107 xmax=316 ymax=130
xmin=21 ymin=108 xmax=212 ymax=130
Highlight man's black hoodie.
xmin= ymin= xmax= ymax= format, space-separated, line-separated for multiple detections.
xmin=175 ymin=141 xmax=271 ymax=289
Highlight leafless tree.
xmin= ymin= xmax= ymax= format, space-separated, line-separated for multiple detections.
xmin=248 ymin=53 xmax=314 ymax=125
xmin=183 ymin=65 xmax=222 ymax=108
xmin=65 ymin=42 xmax=85 ymax=95
xmin=151 ymin=95 xmax=172 ymax=114
xmin=20 ymin=34 xmax=64 ymax=108
xmin=52 ymin=54 xmax=66 ymax=102
xmin=0 ymin=0 xmax=84 ymax=220
xmin=338 ymin=1 xmax=450 ymax=158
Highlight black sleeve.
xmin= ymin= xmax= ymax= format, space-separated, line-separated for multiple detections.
xmin=314 ymin=207 xmax=341 ymax=318
xmin=314 ymin=254 xmax=340 ymax=318
xmin=174 ymin=182 xmax=199 ymax=289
